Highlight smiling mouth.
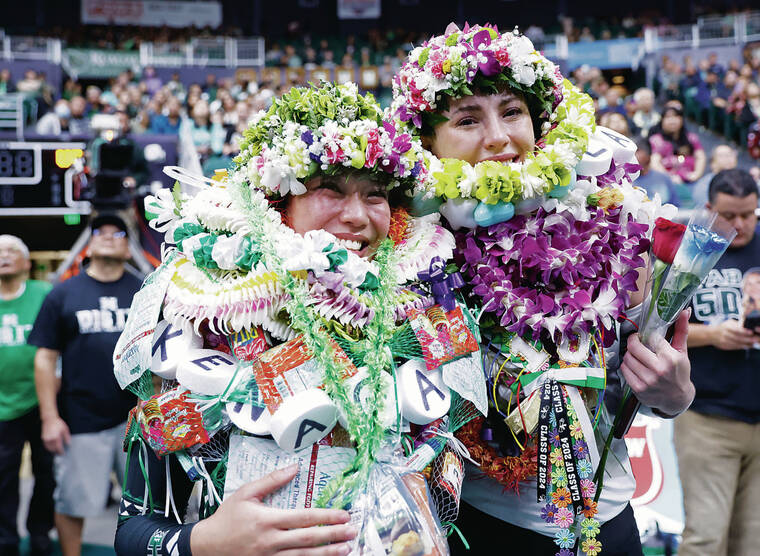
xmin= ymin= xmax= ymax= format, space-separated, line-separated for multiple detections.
xmin=482 ymin=154 xmax=519 ymax=164
xmin=333 ymin=237 xmax=368 ymax=253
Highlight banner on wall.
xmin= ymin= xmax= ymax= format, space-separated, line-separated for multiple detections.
xmin=626 ymin=414 xmax=685 ymax=537
xmin=81 ymin=0 xmax=222 ymax=29
xmin=62 ymin=49 xmax=140 ymax=79
xmin=337 ymin=0 xmax=381 ymax=19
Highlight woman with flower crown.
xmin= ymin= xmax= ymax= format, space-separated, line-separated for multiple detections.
xmin=112 ymin=82 xmax=475 ymax=556
xmin=390 ymin=24 xmax=694 ymax=555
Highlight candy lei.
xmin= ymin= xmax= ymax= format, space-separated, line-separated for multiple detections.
xmin=231 ymin=179 xmax=400 ymax=508
xmin=147 ymin=184 xmax=454 ymax=339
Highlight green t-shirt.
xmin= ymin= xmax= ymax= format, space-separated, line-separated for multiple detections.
xmin=0 ymin=279 xmax=52 ymax=420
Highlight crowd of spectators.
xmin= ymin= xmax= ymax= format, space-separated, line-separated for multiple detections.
xmin=570 ymin=48 xmax=760 ymax=207
xmin=3 ymin=12 xmax=760 ymax=194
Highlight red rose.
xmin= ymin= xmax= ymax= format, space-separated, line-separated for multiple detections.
xmin=652 ymin=217 xmax=686 ymax=264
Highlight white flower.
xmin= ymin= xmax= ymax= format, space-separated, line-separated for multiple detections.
xmin=512 ymin=63 xmax=536 ymax=86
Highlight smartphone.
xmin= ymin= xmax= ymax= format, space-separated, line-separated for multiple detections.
xmin=744 ymin=310 xmax=760 ymax=330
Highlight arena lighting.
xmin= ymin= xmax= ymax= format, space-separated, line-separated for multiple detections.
xmin=55 ymin=148 xmax=84 ymax=169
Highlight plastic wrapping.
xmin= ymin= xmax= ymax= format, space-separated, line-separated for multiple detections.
xmin=347 ymin=462 xmax=449 ymax=556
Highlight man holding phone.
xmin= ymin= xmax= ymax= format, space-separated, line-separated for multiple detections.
xmin=674 ymin=168 xmax=760 ymax=556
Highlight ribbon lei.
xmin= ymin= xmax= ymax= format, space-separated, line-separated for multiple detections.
xmin=418 ymin=256 xmax=464 ymax=312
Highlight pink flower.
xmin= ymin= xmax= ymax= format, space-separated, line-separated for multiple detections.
xmin=580 ymin=479 xmax=596 ymax=498
xmin=324 ymin=145 xmax=344 ymax=164
xmin=554 ymin=507 xmax=574 ymax=528
xmin=365 ymin=129 xmax=384 ymax=168
xmin=494 ymin=47 xmax=511 ymax=66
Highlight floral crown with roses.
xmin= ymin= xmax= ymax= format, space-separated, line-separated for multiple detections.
xmin=232 ymin=81 xmax=432 ymax=198
xmin=390 ymin=23 xmax=597 ymax=209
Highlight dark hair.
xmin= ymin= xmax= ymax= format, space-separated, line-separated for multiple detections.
xmin=634 ymin=136 xmax=651 ymax=156
xmin=708 ymin=168 xmax=759 ymax=202
xmin=652 ymin=105 xmax=694 ymax=156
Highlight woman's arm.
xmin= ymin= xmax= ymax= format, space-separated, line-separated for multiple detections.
xmin=688 ymin=145 xmax=707 ymax=182
xmin=115 ymin=441 xmax=356 ymax=556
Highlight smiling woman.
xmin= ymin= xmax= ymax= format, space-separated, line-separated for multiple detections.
xmin=113 ymin=82 xmax=470 ymax=556
xmin=286 ymin=173 xmax=391 ymax=259
xmin=391 ymin=22 xmax=694 ymax=556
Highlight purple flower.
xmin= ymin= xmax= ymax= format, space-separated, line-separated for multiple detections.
xmin=573 ymin=440 xmax=589 ymax=460
xmin=541 ymin=503 xmax=559 ymax=523
xmin=472 ymin=29 xmax=492 ymax=49
xmin=550 ymin=429 xmax=562 ymax=447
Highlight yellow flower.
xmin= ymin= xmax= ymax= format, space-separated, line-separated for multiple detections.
xmin=582 ymin=537 xmax=602 ymax=556
xmin=596 ymin=188 xmax=624 ymax=211
xmin=442 ymin=59 xmax=452 ymax=74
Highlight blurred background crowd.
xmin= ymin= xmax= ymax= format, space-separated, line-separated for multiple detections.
xmin=2 ymin=3 xmax=760 ymax=208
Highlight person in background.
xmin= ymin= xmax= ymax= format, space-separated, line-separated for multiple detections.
xmin=675 ymin=169 xmax=760 ymax=556
xmin=35 ymin=99 xmax=71 ymax=136
xmin=630 ymin=87 xmax=661 ymax=137
xmin=149 ymin=97 xmax=183 ymax=136
xmin=633 ymin=137 xmax=680 ymax=206
xmin=649 ymin=102 xmax=706 ymax=184
xmin=28 ymin=214 xmax=141 ymax=556
xmin=0 ymin=69 xmax=14 ymax=94
xmin=691 ymin=144 xmax=738 ymax=209
xmin=0 ymin=236 xmax=54 ymax=556
xmin=67 ymin=96 xmax=91 ymax=136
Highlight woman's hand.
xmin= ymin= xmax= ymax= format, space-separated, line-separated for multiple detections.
xmin=620 ymin=309 xmax=695 ymax=416
xmin=190 ymin=465 xmax=356 ymax=556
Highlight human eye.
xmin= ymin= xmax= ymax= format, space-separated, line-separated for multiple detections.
xmin=317 ymin=179 xmax=342 ymax=194
xmin=366 ymin=187 xmax=388 ymax=202
xmin=503 ymin=105 xmax=524 ymax=118
xmin=455 ymin=116 xmax=477 ymax=127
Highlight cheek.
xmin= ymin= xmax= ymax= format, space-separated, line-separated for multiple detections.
xmin=430 ymin=128 xmax=477 ymax=163
xmin=285 ymin=192 xmax=335 ymax=234
xmin=369 ymin=203 xmax=391 ymax=240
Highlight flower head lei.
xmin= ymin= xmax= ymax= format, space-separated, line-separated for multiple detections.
xmin=389 ymin=23 xmax=596 ymax=205
xmin=145 ymin=83 xmax=455 ymax=341
xmin=233 ymin=81 xmax=433 ymax=198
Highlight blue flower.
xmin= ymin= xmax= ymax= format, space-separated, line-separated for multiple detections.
xmin=550 ymin=428 xmax=562 ymax=447
xmin=554 ymin=528 xmax=576 ymax=549
xmin=577 ymin=459 xmax=593 ymax=479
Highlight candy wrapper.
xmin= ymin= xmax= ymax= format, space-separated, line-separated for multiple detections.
xmin=347 ymin=462 xmax=449 ymax=556
xmin=254 ymin=335 xmax=359 ymax=413
xmin=134 ymin=388 xmax=210 ymax=456
xmin=408 ymin=306 xmax=479 ymax=371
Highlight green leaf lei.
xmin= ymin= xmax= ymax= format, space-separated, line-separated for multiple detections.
xmin=233 ymin=178 xmax=402 ymax=509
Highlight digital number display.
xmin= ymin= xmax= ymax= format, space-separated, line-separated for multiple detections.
xmin=0 ymin=148 xmax=36 ymax=179
xmin=0 ymin=141 xmax=87 ymax=215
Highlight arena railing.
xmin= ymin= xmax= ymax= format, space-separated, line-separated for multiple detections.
xmin=138 ymin=37 xmax=265 ymax=67
xmin=643 ymin=11 xmax=759 ymax=51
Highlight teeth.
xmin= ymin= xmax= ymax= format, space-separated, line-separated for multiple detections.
xmin=334 ymin=238 xmax=362 ymax=250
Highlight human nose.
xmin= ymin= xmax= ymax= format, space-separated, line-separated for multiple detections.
xmin=482 ymin=114 xmax=509 ymax=153
xmin=339 ymin=193 xmax=370 ymax=228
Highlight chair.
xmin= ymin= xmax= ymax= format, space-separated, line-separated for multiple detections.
xmin=0 ymin=93 xmax=24 ymax=140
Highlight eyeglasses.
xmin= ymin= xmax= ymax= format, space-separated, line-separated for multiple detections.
xmin=92 ymin=229 xmax=127 ymax=239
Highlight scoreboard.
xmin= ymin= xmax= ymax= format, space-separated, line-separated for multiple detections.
xmin=0 ymin=141 xmax=89 ymax=215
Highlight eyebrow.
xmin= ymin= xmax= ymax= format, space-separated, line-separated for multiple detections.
xmin=450 ymin=94 xmax=521 ymax=115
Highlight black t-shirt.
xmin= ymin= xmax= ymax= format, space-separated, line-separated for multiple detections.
xmin=29 ymin=271 xmax=142 ymax=434
xmin=688 ymin=230 xmax=760 ymax=424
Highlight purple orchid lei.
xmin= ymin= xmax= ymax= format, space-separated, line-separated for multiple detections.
xmin=457 ymin=205 xmax=649 ymax=343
